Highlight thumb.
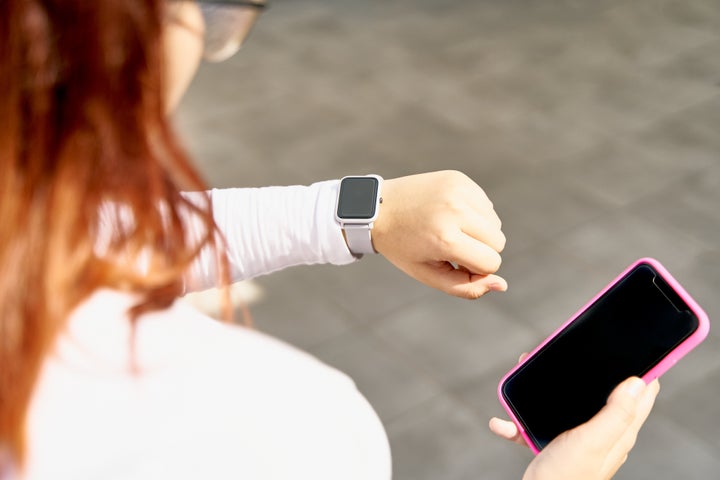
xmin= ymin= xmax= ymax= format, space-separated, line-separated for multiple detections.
xmin=413 ymin=262 xmax=508 ymax=299
xmin=579 ymin=377 xmax=646 ymax=452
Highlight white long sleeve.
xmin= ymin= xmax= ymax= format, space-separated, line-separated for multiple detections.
xmin=20 ymin=182 xmax=391 ymax=479
xmin=184 ymin=180 xmax=357 ymax=292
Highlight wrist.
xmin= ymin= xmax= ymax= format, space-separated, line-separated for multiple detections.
xmin=368 ymin=177 xmax=396 ymax=256
xmin=335 ymin=175 xmax=383 ymax=257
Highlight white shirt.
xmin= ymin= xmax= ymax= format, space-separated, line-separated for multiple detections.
xmin=21 ymin=181 xmax=392 ymax=480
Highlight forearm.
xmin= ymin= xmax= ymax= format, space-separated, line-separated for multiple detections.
xmin=183 ymin=180 xmax=356 ymax=292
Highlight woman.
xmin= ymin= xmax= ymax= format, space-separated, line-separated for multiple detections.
xmin=0 ymin=1 xmax=658 ymax=478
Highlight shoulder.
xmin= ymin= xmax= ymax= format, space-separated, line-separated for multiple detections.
xmin=25 ymin=290 xmax=391 ymax=480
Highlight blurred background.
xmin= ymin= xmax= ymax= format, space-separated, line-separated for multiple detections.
xmin=175 ymin=1 xmax=720 ymax=478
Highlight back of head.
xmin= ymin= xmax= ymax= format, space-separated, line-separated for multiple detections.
xmin=0 ymin=0 xmax=218 ymax=469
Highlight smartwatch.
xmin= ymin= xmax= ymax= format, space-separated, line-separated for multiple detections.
xmin=335 ymin=175 xmax=383 ymax=257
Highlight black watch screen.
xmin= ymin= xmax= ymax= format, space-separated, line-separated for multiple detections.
xmin=337 ymin=176 xmax=380 ymax=219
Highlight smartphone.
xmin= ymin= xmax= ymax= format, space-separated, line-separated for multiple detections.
xmin=498 ymin=258 xmax=709 ymax=454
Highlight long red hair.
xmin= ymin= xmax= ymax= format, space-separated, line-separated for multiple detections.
xmin=0 ymin=0 xmax=227 ymax=468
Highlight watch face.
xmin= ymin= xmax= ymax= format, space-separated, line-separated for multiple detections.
xmin=337 ymin=176 xmax=380 ymax=220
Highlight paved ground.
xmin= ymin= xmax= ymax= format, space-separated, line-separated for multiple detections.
xmin=175 ymin=1 xmax=720 ymax=478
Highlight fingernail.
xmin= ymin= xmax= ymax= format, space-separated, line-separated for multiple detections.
xmin=488 ymin=282 xmax=508 ymax=292
xmin=625 ymin=377 xmax=646 ymax=399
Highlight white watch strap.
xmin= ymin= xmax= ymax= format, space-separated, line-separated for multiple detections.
xmin=343 ymin=224 xmax=375 ymax=256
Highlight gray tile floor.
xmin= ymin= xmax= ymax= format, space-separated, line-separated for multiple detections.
xmin=175 ymin=1 xmax=720 ymax=478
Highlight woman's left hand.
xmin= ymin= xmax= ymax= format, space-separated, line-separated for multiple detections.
xmin=490 ymin=377 xmax=660 ymax=480
xmin=372 ymin=170 xmax=507 ymax=299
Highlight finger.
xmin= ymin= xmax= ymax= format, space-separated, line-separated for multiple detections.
xmin=627 ymin=379 xmax=659 ymax=430
xmin=444 ymin=232 xmax=503 ymax=276
xmin=468 ymin=199 xmax=503 ymax=231
xmin=404 ymin=259 xmax=507 ymax=299
xmin=432 ymin=267 xmax=507 ymax=298
xmin=579 ymin=377 xmax=646 ymax=454
xmin=454 ymin=264 xmax=507 ymax=290
xmin=461 ymin=183 xmax=502 ymax=229
xmin=472 ymin=273 xmax=508 ymax=292
xmin=489 ymin=418 xmax=528 ymax=446
xmin=460 ymin=211 xmax=507 ymax=253
xmin=518 ymin=352 xmax=530 ymax=364
xmin=445 ymin=270 xmax=507 ymax=299
xmin=602 ymin=379 xmax=660 ymax=477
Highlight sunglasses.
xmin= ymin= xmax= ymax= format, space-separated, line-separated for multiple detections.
xmin=196 ymin=0 xmax=268 ymax=62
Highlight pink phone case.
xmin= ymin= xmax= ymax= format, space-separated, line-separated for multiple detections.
xmin=497 ymin=257 xmax=710 ymax=455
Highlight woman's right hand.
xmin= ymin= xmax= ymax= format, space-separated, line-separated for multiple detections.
xmin=491 ymin=369 xmax=660 ymax=479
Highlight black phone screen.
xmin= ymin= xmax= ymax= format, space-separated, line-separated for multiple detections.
xmin=501 ymin=262 xmax=699 ymax=450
